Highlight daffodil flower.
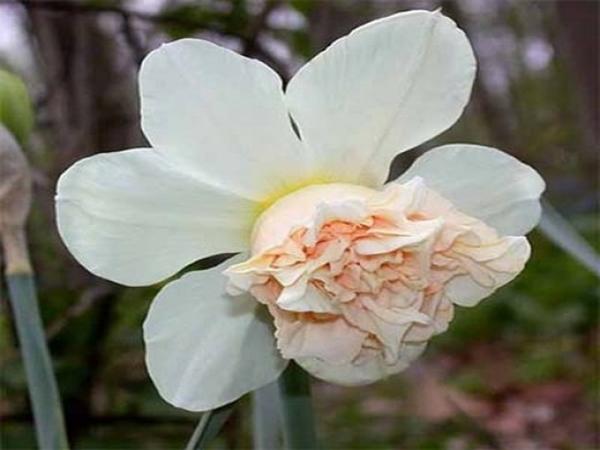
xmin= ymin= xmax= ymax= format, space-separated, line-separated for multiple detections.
xmin=55 ymin=10 xmax=545 ymax=412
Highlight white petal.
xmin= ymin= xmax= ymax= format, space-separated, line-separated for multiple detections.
xmin=446 ymin=236 xmax=531 ymax=307
xmin=397 ymin=144 xmax=546 ymax=235
xmin=286 ymin=10 xmax=475 ymax=187
xmin=296 ymin=342 xmax=426 ymax=386
xmin=140 ymin=38 xmax=310 ymax=200
xmin=143 ymin=259 xmax=287 ymax=412
xmin=56 ymin=148 xmax=256 ymax=286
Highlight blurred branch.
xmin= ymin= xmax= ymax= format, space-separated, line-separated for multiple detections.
xmin=11 ymin=0 xmax=268 ymax=41
xmin=9 ymin=0 xmax=194 ymax=26
xmin=119 ymin=13 xmax=146 ymax=66
xmin=46 ymin=283 xmax=115 ymax=340
xmin=9 ymin=0 xmax=291 ymax=78
xmin=242 ymin=0 xmax=280 ymax=56
xmin=241 ymin=0 xmax=292 ymax=80
xmin=555 ymin=1 xmax=599 ymax=146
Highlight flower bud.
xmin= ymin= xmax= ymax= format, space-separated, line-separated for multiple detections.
xmin=0 ymin=124 xmax=32 ymax=274
xmin=0 ymin=69 xmax=33 ymax=146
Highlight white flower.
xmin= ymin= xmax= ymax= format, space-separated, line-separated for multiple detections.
xmin=55 ymin=10 xmax=545 ymax=412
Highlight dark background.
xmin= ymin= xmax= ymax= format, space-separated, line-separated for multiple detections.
xmin=0 ymin=0 xmax=598 ymax=448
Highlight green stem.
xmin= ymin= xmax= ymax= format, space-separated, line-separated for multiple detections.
xmin=252 ymin=381 xmax=283 ymax=449
xmin=278 ymin=362 xmax=318 ymax=449
xmin=6 ymin=273 xmax=70 ymax=450
xmin=184 ymin=401 xmax=235 ymax=450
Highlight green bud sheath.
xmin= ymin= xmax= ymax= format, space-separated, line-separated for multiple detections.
xmin=0 ymin=69 xmax=34 ymax=145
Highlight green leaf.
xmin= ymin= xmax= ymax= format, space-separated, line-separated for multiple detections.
xmin=279 ymin=362 xmax=318 ymax=449
xmin=538 ymin=198 xmax=600 ymax=277
xmin=252 ymin=381 xmax=283 ymax=449
xmin=5 ymin=274 xmax=69 ymax=449
xmin=159 ymin=5 xmax=228 ymax=39
xmin=290 ymin=0 xmax=316 ymax=15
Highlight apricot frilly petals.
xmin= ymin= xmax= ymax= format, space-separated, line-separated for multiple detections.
xmin=272 ymin=308 xmax=367 ymax=364
xmin=296 ymin=342 xmax=427 ymax=386
xmin=224 ymin=177 xmax=530 ymax=384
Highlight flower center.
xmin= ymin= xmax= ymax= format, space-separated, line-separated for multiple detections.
xmin=249 ymin=183 xmax=377 ymax=255
xmin=224 ymin=178 xmax=529 ymax=383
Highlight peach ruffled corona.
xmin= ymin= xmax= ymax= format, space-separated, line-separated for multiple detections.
xmin=225 ymin=178 xmax=530 ymax=384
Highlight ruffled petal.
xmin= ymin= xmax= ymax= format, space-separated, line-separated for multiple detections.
xmin=272 ymin=307 xmax=366 ymax=365
xmin=296 ymin=342 xmax=426 ymax=386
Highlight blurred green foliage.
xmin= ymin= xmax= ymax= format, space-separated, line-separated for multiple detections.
xmin=160 ymin=0 xmax=251 ymax=39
